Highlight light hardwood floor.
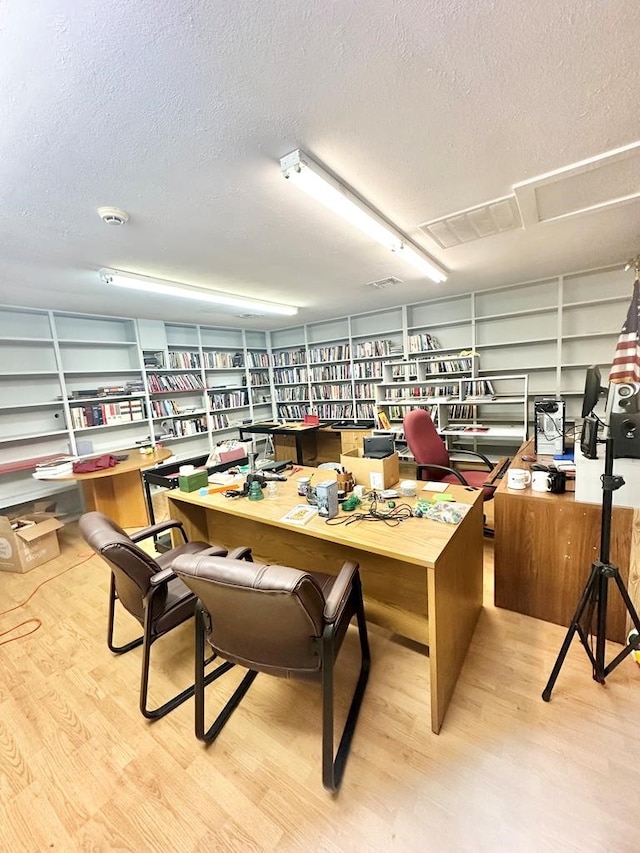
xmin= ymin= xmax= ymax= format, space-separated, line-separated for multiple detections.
xmin=1 ymin=504 xmax=640 ymax=852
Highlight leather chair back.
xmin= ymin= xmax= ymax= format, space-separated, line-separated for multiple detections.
xmin=174 ymin=555 xmax=329 ymax=677
xmin=79 ymin=512 xmax=168 ymax=622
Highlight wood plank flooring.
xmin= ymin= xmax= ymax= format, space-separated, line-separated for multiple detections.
xmin=1 ymin=512 xmax=640 ymax=852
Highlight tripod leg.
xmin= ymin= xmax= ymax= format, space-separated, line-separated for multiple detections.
xmin=603 ymin=569 xmax=640 ymax=677
xmin=593 ymin=570 xmax=608 ymax=684
xmin=542 ymin=563 xmax=599 ymax=702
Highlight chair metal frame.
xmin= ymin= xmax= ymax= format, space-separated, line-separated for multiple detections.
xmin=87 ymin=514 xmax=250 ymax=720
xmin=188 ymin=563 xmax=370 ymax=792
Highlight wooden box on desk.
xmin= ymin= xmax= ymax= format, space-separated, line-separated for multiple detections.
xmin=340 ymin=449 xmax=400 ymax=489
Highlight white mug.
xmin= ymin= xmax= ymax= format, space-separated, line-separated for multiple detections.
xmin=531 ymin=471 xmax=551 ymax=493
xmin=507 ymin=468 xmax=531 ymax=490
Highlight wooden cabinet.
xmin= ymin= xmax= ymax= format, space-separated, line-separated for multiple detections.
xmin=494 ymin=441 xmax=635 ymax=643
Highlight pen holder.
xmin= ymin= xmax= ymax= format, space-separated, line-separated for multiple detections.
xmin=336 ymin=472 xmax=354 ymax=494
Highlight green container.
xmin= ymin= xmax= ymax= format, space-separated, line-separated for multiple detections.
xmin=178 ymin=470 xmax=209 ymax=492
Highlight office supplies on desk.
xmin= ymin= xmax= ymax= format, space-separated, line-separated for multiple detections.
xmin=280 ymin=504 xmax=318 ymax=526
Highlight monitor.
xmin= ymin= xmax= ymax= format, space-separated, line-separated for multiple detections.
xmin=581 ymin=365 xmax=605 ymax=418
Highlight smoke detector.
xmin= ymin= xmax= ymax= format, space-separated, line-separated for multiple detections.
xmin=97 ymin=207 xmax=129 ymax=226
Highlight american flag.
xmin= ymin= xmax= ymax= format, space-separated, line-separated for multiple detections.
xmin=609 ymin=278 xmax=640 ymax=384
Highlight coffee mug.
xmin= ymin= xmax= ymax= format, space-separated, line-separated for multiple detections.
xmin=531 ymin=471 xmax=551 ymax=492
xmin=548 ymin=470 xmax=567 ymax=494
xmin=507 ymin=468 xmax=531 ymax=490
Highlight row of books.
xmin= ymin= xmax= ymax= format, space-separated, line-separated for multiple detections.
xmin=209 ymin=391 xmax=249 ymax=409
xmin=275 ymin=388 xmax=309 ymax=402
xmin=248 ymin=371 xmax=270 ymax=386
xmin=311 ymin=385 xmax=353 ymax=401
xmin=68 ymin=399 xmax=145 ymax=428
xmin=384 ymin=386 xmax=457 ymax=400
xmin=407 ymin=333 xmax=441 ymax=353
xmin=310 ymin=364 xmax=352 ymax=381
xmin=147 ymin=373 xmax=205 ymax=393
xmin=247 ymin=352 xmax=270 ymax=368
xmin=424 ymin=357 xmax=473 ymax=374
xmin=356 ymin=402 xmax=375 ymax=419
xmin=210 ymin=412 xmax=231 ymax=430
xmin=171 ymin=417 xmax=207 ymax=436
xmin=352 ymin=362 xmax=382 ymax=379
xmin=353 ymin=339 xmax=395 ymax=359
xmin=308 ymin=345 xmax=351 ymax=363
xmin=273 ymin=367 xmax=308 ymax=384
xmin=148 ymin=399 xmax=203 ymax=417
xmin=272 ymin=348 xmax=307 ymax=367
xmin=313 ymin=403 xmax=355 ymax=419
xmin=203 ymin=351 xmax=243 ymax=369
xmin=168 ymin=350 xmax=201 ymax=369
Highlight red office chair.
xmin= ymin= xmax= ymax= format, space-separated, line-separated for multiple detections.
xmin=403 ymin=409 xmax=496 ymax=529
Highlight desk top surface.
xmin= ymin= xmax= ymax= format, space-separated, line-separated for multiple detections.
xmin=42 ymin=447 xmax=173 ymax=481
xmin=495 ymin=439 xmax=574 ymax=502
xmin=167 ymin=465 xmax=483 ymax=569
xmin=239 ymin=421 xmax=318 ymax=434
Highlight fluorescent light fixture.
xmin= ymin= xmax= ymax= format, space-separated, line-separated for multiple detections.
xmin=280 ymin=149 xmax=447 ymax=283
xmin=98 ymin=269 xmax=298 ymax=317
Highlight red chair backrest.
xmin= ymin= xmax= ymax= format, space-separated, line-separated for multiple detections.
xmin=403 ymin=409 xmax=450 ymax=474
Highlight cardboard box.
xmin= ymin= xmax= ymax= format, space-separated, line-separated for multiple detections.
xmin=339 ymin=449 xmax=400 ymax=490
xmin=0 ymin=514 xmax=64 ymax=573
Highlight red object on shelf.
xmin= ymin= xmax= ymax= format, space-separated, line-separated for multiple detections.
xmin=303 ymin=414 xmax=320 ymax=426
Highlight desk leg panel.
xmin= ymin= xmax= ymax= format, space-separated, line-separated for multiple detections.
xmin=82 ymin=472 xmax=149 ymax=529
xmin=427 ymin=498 xmax=483 ymax=734
xmin=495 ymin=491 xmax=631 ymax=643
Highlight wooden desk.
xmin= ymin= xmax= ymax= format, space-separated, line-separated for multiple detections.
xmin=238 ymin=422 xmax=373 ymax=466
xmin=49 ymin=448 xmax=172 ymax=528
xmin=495 ymin=440 xmax=637 ymax=643
xmin=167 ymin=469 xmax=484 ymax=734
xmin=238 ymin=422 xmax=318 ymax=465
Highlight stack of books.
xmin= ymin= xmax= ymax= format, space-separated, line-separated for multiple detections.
xmin=32 ymin=457 xmax=76 ymax=479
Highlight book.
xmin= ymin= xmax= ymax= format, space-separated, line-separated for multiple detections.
xmin=279 ymin=504 xmax=318 ymax=526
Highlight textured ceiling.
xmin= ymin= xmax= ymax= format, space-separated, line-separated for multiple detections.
xmin=1 ymin=0 xmax=639 ymax=331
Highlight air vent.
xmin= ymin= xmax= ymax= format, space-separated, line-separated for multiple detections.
xmin=419 ymin=196 xmax=522 ymax=249
xmin=513 ymin=140 xmax=640 ymax=226
xmin=366 ymin=276 xmax=403 ymax=289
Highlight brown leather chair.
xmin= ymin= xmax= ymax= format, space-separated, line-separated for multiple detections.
xmin=173 ymin=554 xmax=370 ymax=792
xmin=79 ymin=511 xmax=252 ymax=720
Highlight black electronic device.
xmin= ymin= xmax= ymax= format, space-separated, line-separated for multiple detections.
xmin=363 ymin=434 xmax=395 ymax=459
xmin=534 ymin=399 xmax=565 ymax=455
xmin=579 ymin=414 xmax=599 ymax=460
xmin=604 ymin=380 xmax=640 ymax=458
xmin=581 ymin=365 xmax=606 ymax=418
xmin=257 ymin=459 xmax=291 ymax=472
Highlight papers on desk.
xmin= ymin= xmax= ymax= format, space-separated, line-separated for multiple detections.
xmin=32 ymin=457 xmax=75 ymax=479
xmin=280 ymin=505 xmax=318 ymax=526
xmin=422 ymin=481 xmax=449 ymax=492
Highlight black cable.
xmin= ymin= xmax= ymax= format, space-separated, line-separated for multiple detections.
xmin=325 ymin=496 xmax=414 ymax=527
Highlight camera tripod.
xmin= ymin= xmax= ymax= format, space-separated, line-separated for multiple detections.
xmin=542 ymin=433 xmax=640 ymax=701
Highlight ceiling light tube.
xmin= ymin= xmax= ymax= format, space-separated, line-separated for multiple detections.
xmin=280 ymin=149 xmax=447 ymax=283
xmin=98 ymin=269 xmax=298 ymax=316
